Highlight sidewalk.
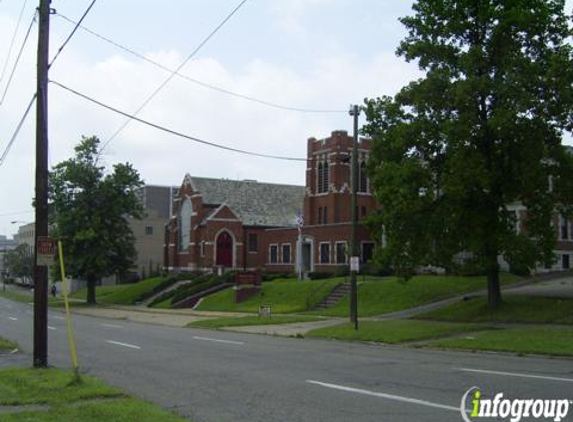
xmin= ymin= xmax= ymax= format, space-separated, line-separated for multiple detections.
xmin=68 ymin=304 xmax=251 ymax=327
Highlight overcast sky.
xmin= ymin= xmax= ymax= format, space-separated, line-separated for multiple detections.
xmin=0 ymin=0 xmax=571 ymax=238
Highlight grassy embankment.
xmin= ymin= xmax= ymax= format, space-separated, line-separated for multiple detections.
xmin=196 ymin=273 xmax=522 ymax=317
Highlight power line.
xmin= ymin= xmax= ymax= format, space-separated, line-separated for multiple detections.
xmin=0 ymin=0 xmax=30 ymax=87
xmin=54 ymin=12 xmax=347 ymax=114
xmin=101 ymin=0 xmax=249 ymax=152
xmin=51 ymin=79 xmax=307 ymax=162
xmin=48 ymin=0 xmax=98 ymax=68
xmin=0 ymin=13 xmax=36 ymax=106
xmin=0 ymin=93 xmax=37 ymax=167
xmin=0 ymin=210 xmax=34 ymax=217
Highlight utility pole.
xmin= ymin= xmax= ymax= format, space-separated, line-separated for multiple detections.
xmin=349 ymin=104 xmax=360 ymax=330
xmin=33 ymin=0 xmax=50 ymax=368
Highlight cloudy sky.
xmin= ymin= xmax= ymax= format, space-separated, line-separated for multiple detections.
xmin=0 ymin=0 xmax=571 ymax=237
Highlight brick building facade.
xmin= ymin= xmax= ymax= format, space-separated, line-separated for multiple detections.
xmin=164 ymin=130 xmax=376 ymax=275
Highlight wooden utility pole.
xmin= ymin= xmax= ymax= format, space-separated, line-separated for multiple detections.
xmin=33 ymin=0 xmax=50 ymax=368
xmin=349 ymin=104 xmax=360 ymax=330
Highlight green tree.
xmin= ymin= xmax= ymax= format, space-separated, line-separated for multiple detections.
xmin=363 ymin=0 xmax=573 ymax=307
xmin=3 ymin=244 xmax=34 ymax=284
xmin=49 ymin=136 xmax=144 ymax=304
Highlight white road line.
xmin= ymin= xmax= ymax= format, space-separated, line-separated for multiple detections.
xmin=8 ymin=316 xmax=17 ymax=321
xmin=10 ymin=348 xmax=19 ymax=354
xmin=52 ymin=316 xmax=65 ymax=320
xmin=101 ymin=323 xmax=123 ymax=329
xmin=306 ymin=380 xmax=461 ymax=412
xmin=456 ymin=367 xmax=573 ymax=383
xmin=106 ymin=340 xmax=141 ymax=350
xmin=193 ymin=336 xmax=244 ymax=345
xmin=48 ymin=326 xmax=56 ymax=331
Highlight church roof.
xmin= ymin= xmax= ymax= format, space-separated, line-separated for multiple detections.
xmin=187 ymin=176 xmax=305 ymax=228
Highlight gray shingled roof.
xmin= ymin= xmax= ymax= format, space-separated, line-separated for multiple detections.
xmin=189 ymin=177 xmax=305 ymax=227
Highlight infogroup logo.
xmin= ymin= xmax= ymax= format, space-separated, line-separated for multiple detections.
xmin=461 ymin=387 xmax=571 ymax=422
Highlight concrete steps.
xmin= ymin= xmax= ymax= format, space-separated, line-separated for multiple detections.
xmin=139 ymin=279 xmax=194 ymax=307
xmin=314 ymin=283 xmax=351 ymax=310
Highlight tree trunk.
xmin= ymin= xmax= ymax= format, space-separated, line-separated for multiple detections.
xmin=486 ymin=254 xmax=502 ymax=308
xmin=86 ymin=273 xmax=97 ymax=305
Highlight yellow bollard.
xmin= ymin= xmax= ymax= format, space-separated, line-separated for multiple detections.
xmin=57 ymin=241 xmax=80 ymax=382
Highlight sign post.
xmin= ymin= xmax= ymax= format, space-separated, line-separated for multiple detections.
xmin=37 ymin=236 xmax=55 ymax=267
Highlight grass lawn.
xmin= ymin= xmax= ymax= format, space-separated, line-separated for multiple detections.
xmin=0 ymin=336 xmax=18 ymax=351
xmin=0 ymin=367 xmax=190 ymax=422
xmin=310 ymin=273 xmax=522 ymax=317
xmin=196 ymin=278 xmax=340 ymax=313
xmin=416 ymin=295 xmax=573 ymax=324
xmin=0 ymin=368 xmax=123 ymax=406
xmin=306 ymin=320 xmax=488 ymax=343
xmin=70 ymin=277 xmax=167 ymax=305
xmin=0 ymin=290 xmax=64 ymax=306
xmin=187 ymin=314 xmax=323 ymax=329
xmin=429 ymin=326 xmax=573 ymax=357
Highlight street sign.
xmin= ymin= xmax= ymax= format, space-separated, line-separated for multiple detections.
xmin=350 ymin=256 xmax=360 ymax=272
xmin=37 ymin=236 xmax=55 ymax=266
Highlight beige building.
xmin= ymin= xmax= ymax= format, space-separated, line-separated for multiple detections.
xmin=103 ymin=184 xmax=176 ymax=284
xmin=16 ymin=222 xmax=35 ymax=254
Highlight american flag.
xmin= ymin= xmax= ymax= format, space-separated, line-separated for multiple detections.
xmin=296 ymin=208 xmax=304 ymax=235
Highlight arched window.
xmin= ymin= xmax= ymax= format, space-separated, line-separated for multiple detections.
xmin=178 ymin=198 xmax=192 ymax=252
xmin=359 ymin=160 xmax=368 ymax=193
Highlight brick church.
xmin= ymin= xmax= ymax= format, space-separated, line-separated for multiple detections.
xmin=164 ymin=130 xmax=376 ymax=275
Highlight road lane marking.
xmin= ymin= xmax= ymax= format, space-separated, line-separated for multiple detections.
xmin=306 ymin=380 xmax=461 ymax=412
xmin=48 ymin=326 xmax=56 ymax=331
xmin=10 ymin=348 xmax=19 ymax=354
xmin=101 ymin=323 xmax=123 ymax=329
xmin=193 ymin=336 xmax=244 ymax=345
xmin=8 ymin=316 xmax=17 ymax=321
xmin=52 ymin=316 xmax=65 ymax=320
xmin=456 ymin=367 xmax=573 ymax=383
xmin=106 ymin=340 xmax=141 ymax=350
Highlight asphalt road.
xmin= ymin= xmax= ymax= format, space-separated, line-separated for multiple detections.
xmin=1 ymin=296 xmax=572 ymax=422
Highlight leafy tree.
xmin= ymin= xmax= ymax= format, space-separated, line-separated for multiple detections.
xmin=363 ymin=0 xmax=573 ymax=307
xmin=49 ymin=136 xmax=144 ymax=304
xmin=3 ymin=244 xmax=34 ymax=284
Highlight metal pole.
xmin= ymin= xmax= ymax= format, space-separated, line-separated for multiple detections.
xmin=349 ymin=104 xmax=360 ymax=330
xmin=33 ymin=0 xmax=50 ymax=368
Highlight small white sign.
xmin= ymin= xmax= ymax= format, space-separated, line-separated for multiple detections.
xmin=350 ymin=256 xmax=360 ymax=272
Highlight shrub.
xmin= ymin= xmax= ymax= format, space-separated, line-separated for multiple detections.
xmin=262 ymin=272 xmax=295 ymax=282
xmin=308 ymin=272 xmax=332 ymax=280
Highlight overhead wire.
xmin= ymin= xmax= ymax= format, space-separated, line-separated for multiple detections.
xmin=0 ymin=12 xmax=37 ymax=106
xmin=0 ymin=0 xmax=29 ymax=87
xmin=51 ymin=79 xmax=307 ymax=162
xmin=100 ymin=0 xmax=249 ymax=152
xmin=0 ymin=0 xmax=99 ymax=168
xmin=48 ymin=0 xmax=99 ymax=68
xmin=0 ymin=209 xmax=34 ymax=217
xmin=0 ymin=93 xmax=37 ymax=167
xmin=54 ymin=12 xmax=347 ymax=114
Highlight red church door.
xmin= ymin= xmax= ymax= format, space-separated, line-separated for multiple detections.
xmin=216 ymin=231 xmax=233 ymax=268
